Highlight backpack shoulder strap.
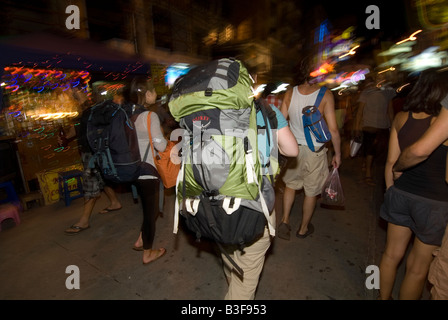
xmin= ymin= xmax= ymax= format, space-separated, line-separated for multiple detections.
xmin=314 ymin=87 xmax=327 ymax=107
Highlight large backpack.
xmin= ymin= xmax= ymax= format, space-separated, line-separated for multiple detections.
xmin=168 ymin=58 xmax=276 ymax=275
xmin=302 ymin=87 xmax=332 ymax=152
xmin=86 ymin=100 xmax=150 ymax=184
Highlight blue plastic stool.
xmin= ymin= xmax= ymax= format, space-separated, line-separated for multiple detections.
xmin=58 ymin=170 xmax=84 ymax=206
xmin=0 ymin=181 xmax=20 ymax=206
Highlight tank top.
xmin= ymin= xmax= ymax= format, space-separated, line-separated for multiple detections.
xmin=288 ymin=86 xmax=325 ymax=149
xmin=395 ymin=112 xmax=448 ymax=201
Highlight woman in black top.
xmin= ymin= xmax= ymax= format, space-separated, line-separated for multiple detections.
xmin=379 ymin=68 xmax=448 ymax=300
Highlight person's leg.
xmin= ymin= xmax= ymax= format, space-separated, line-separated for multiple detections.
xmin=65 ymin=197 xmax=96 ymax=233
xmin=399 ymin=237 xmax=438 ymax=300
xmin=428 ymin=224 xmax=448 ymax=300
xmin=102 ymin=185 xmax=121 ymax=210
xmin=277 ymin=186 xmax=296 ymax=240
xmin=135 ymin=179 xmax=165 ymax=264
xmin=280 ymin=187 xmax=296 ymax=225
xmin=279 ymin=151 xmax=303 ymax=240
xmin=78 ymin=197 xmax=96 ymax=227
xmin=365 ymin=154 xmax=374 ymax=179
xmin=222 ymin=227 xmax=271 ymax=300
xmin=297 ymin=195 xmax=317 ymax=236
xmin=297 ymin=147 xmax=328 ymax=237
xmin=379 ymin=223 xmax=413 ymax=300
xmin=65 ymin=154 xmax=101 ymax=233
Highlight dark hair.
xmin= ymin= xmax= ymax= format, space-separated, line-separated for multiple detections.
xmin=124 ymin=76 xmax=155 ymax=105
xmin=403 ymin=68 xmax=448 ymax=116
xmin=293 ymin=56 xmax=312 ymax=85
xmin=262 ymin=83 xmax=278 ymax=98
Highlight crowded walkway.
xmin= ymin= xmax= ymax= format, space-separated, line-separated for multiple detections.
xmin=0 ymin=155 xmax=429 ymax=300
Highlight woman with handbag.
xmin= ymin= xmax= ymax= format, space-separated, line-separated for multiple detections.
xmin=126 ymin=77 xmax=167 ymax=264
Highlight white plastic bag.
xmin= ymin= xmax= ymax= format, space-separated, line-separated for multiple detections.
xmin=350 ymin=137 xmax=362 ymax=157
xmin=321 ymin=167 xmax=345 ymax=208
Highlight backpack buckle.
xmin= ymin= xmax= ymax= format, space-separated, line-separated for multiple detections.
xmin=205 ymin=88 xmax=213 ymax=96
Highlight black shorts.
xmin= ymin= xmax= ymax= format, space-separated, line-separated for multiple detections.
xmin=362 ymin=127 xmax=389 ymax=157
xmin=380 ymin=186 xmax=448 ymax=246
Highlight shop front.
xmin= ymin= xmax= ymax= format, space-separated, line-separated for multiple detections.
xmin=0 ymin=33 xmax=151 ymax=205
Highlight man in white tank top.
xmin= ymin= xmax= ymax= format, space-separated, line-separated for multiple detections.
xmin=277 ymin=60 xmax=341 ymax=240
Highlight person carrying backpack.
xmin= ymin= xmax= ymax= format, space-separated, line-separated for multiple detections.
xmin=64 ymin=89 xmax=124 ymax=235
xmin=277 ymin=57 xmax=341 ymax=241
xmin=126 ymin=77 xmax=168 ymax=264
xmin=169 ymin=57 xmax=298 ymax=300
xmin=220 ymin=61 xmax=298 ymax=299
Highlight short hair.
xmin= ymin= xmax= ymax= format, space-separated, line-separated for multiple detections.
xmin=403 ymin=68 xmax=448 ymax=116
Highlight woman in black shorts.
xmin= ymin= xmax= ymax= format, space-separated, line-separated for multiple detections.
xmin=379 ymin=68 xmax=448 ymax=300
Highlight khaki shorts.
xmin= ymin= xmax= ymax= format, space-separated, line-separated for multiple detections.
xmin=282 ymin=145 xmax=329 ymax=197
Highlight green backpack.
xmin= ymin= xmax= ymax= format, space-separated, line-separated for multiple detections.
xmin=169 ymin=58 xmax=276 ymax=275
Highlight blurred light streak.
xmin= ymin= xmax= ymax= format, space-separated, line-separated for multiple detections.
xmin=396 ymin=30 xmax=422 ymax=45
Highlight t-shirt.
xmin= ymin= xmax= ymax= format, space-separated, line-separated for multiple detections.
xmin=257 ymin=105 xmax=288 ymax=173
xmin=358 ymin=86 xmax=396 ymax=129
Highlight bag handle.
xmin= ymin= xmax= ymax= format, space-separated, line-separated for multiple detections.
xmin=146 ymin=112 xmax=157 ymax=160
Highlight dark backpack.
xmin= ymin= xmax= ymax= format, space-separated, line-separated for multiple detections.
xmin=86 ymin=100 xmax=150 ymax=183
xmin=302 ymin=87 xmax=331 ymax=151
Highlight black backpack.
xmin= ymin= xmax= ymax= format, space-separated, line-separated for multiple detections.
xmin=86 ymin=100 xmax=153 ymax=184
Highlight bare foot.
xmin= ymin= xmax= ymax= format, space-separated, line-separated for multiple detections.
xmin=98 ymin=206 xmax=122 ymax=214
xmin=143 ymin=248 xmax=166 ymax=264
xmin=132 ymin=233 xmax=143 ymax=251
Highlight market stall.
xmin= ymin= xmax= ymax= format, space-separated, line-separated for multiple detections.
xmin=0 ymin=32 xmax=151 ymax=203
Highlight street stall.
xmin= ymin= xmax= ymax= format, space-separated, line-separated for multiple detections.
xmin=0 ymin=33 xmax=151 ymax=204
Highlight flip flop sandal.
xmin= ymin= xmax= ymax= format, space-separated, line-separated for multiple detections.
xmin=98 ymin=207 xmax=122 ymax=214
xmin=65 ymin=225 xmax=90 ymax=235
xmin=296 ymin=223 xmax=314 ymax=239
xmin=277 ymin=223 xmax=291 ymax=240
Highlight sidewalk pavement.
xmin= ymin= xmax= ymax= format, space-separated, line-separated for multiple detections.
xmin=0 ymin=156 xmax=430 ymax=300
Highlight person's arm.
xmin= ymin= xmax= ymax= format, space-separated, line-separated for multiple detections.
xmin=446 ymin=151 xmax=448 ymax=184
xmin=321 ymin=90 xmax=341 ymax=168
xmin=385 ymin=112 xmax=405 ymax=188
xmin=279 ymin=87 xmax=292 ymax=120
xmin=277 ymin=126 xmax=299 ymax=157
xmin=394 ymin=106 xmax=448 ymax=172
xmin=150 ymin=112 xmax=167 ymax=152
xmin=271 ymin=106 xmax=298 ymax=157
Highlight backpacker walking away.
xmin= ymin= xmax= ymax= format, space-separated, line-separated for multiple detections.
xmin=86 ymin=99 xmax=145 ymax=184
xmin=169 ymin=57 xmax=298 ymax=299
xmin=277 ymin=57 xmax=341 ymax=241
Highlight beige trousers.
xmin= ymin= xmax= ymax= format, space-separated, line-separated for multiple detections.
xmin=221 ymin=211 xmax=274 ymax=300
xmin=428 ymin=224 xmax=448 ymax=300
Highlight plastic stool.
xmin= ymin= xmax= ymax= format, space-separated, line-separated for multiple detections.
xmin=0 ymin=203 xmax=20 ymax=231
xmin=58 ymin=170 xmax=84 ymax=206
xmin=20 ymin=191 xmax=44 ymax=211
xmin=0 ymin=181 xmax=20 ymax=205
